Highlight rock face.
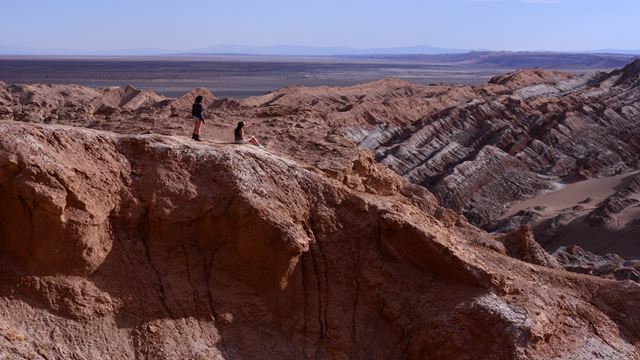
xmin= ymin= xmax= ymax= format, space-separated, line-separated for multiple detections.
xmin=497 ymin=226 xmax=561 ymax=269
xmin=588 ymin=173 xmax=640 ymax=228
xmin=1 ymin=121 xmax=640 ymax=359
xmin=554 ymin=245 xmax=640 ymax=282
xmin=372 ymin=60 xmax=640 ymax=229
xmin=489 ymin=68 xmax=576 ymax=88
xmin=0 ymin=83 xmax=174 ymax=135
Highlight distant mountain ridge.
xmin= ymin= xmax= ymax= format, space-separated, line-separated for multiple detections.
xmin=590 ymin=49 xmax=640 ymax=55
xmin=1 ymin=43 xmax=639 ymax=57
xmin=0 ymin=44 xmax=471 ymax=56
xmin=186 ymin=44 xmax=472 ymax=56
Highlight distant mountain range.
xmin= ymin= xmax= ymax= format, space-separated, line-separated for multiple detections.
xmin=590 ymin=49 xmax=640 ymax=55
xmin=184 ymin=44 xmax=473 ymax=56
xmin=0 ymin=45 xmax=173 ymax=56
xmin=361 ymin=51 xmax=639 ymax=69
xmin=1 ymin=44 xmax=639 ymax=57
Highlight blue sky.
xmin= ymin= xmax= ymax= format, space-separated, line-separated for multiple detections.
xmin=0 ymin=0 xmax=638 ymax=52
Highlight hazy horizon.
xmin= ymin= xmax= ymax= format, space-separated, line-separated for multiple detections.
xmin=1 ymin=0 xmax=639 ymax=55
xmin=1 ymin=44 xmax=640 ymax=57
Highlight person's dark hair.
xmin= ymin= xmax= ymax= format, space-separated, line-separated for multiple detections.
xmin=195 ymin=96 xmax=203 ymax=103
xmin=234 ymin=121 xmax=244 ymax=140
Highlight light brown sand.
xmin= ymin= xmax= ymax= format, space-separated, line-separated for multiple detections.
xmin=503 ymin=171 xmax=640 ymax=258
xmin=618 ymin=206 xmax=640 ymax=226
xmin=505 ymin=171 xmax=640 ymax=217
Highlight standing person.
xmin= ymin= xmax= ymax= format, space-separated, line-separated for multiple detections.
xmin=191 ymin=96 xmax=205 ymax=141
xmin=234 ymin=121 xmax=264 ymax=147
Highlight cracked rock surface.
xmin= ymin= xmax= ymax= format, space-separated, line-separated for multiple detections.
xmin=0 ymin=122 xmax=639 ymax=359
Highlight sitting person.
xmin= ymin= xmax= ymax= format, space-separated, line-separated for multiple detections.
xmin=234 ymin=121 xmax=263 ymax=147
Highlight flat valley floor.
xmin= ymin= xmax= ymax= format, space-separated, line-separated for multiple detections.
xmin=0 ymin=55 xmax=598 ymax=98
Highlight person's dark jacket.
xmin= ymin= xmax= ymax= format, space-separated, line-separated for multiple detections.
xmin=191 ymin=103 xmax=204 ymax=120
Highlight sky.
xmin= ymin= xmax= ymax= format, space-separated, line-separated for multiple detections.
xmin=0 ymin=0 xmax=638 ymax=53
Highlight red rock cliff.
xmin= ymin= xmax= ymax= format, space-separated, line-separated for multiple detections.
xmin=0 ymin=121 xmax=639 ymax=359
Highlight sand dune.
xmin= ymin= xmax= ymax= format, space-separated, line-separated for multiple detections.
xmin=506 ymin=171 xmax=639 ymax=217
xmin=502 ymin=171 xmax=640 ymax=258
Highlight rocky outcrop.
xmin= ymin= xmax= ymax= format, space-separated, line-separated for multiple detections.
xmin=1 ymin=122 xmax=640 ymax=359
xmin=373 ymin=63 xmax=640 ymax=229
xmin=598 ymin=59 xmax=640 ymax=88
xmin=554 ymin=245 xmax=640 ymax=282
xmin=0 ymin=81 xmax=11 ymax=106
xmin=497 ymin=226 xmax=561 ymax=269
xmin=4 ymin=83 xmax=166 ymax=115
xmin=93 ymin=85 xmax=167 ymax=112
xmin=489 ymin=68 xmax=575 ymax=88
xmin=588 ymin=173 xmax=640 ymax=227
xmin=434 ymin=146 xmax=551 ymax=227
xmin=169 ymin=87 xmax=217 ymax=115
xmin=0 ymin=124 xmax=126 ymax=275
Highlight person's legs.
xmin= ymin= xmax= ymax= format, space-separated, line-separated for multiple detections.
xmin=247 ymin=136 xmax=264 ymax=148
xmin=248 ymin=136 xmax=263 ymax=147
xmin=192 ymin=120 xmax=202 ymax=140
